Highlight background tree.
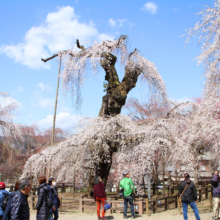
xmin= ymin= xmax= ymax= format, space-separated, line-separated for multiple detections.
xmin=186 ymin=0 xmax=220 ymax=101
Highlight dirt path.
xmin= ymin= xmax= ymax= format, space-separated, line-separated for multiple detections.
xmin=30 ymin=209 xmax=212 ymax=220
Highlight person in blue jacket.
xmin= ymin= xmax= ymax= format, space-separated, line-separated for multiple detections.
xmin=48 ymin=178 xmax=60 ymax=220
xmin=0 ymin=182 xmax=10 ymax=220
xmin=2 ymin=181 xmax=19 ymax=220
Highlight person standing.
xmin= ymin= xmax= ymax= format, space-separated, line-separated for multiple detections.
xmin=3 ymin=180 xmax=20 ymax=220
xmin=93 ymin=176 xmax=107 ymax=220
xmin=48 ymin=177 xmax=60 ymax=220
xmin=211 ymin=170 xmax=220 ymax=220
xmin=178 ymin=173 xmax=200 ymax=220
xmin=10 ymin=178 xmax=32 ymax=220
xmin=0 ymin=182 xmax=10 ymax=220
xmin=35 ymin=176 xmax=50 ymax=220
xmin=120 ymin=171 xmax=136 ymax=219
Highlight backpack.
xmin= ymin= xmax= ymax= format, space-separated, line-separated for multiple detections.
xmin=1 ymin=194 xmax=10 ymax=211
xmin=46 ymin=191 xmax=53 ymax=209
xmin=0 ymin=191 xmax=9 ymax=211
xmin=119 ymin=188 xmax=124 ymax=197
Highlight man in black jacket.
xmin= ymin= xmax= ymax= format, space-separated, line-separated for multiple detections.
xmin=178 ymin=173 xmax=200 ymax=220
xmin=10 ymin=179 xmax=32 ymax=220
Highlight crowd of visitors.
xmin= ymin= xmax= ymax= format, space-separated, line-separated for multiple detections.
xmin=0 ymin=176 xmax=60 ymax=220
xmin=1 ymin=170 xmax=220 ymax=220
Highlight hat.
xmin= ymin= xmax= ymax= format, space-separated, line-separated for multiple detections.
xmin=0 ymin=182 xmax=5 ymax=189
xmin=123 ymin=171 xmax=129 ymax=176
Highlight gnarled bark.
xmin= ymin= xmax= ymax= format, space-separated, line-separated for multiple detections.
xmin=99 ymin=53 xmax=143 ymax=117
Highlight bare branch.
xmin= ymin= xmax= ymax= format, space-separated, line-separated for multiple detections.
xmin=41 ymin=54 xmax=59 ymax=62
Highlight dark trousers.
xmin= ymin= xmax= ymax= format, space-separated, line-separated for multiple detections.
xmin=52 ymin=209 xmax=59 ymax=220
xmin=0 ymin=216 xmax=3 ymax=220
xmin=124 ymin=195 xmax=135 ymax=216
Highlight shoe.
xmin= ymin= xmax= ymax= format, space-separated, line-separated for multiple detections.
xmin=123 ymin=215 xmax=128 ymax=219
xmin=131 ymin=215 xmax=135 ymax=219
xmin=98 ymin=217 xmax=101 ymax=220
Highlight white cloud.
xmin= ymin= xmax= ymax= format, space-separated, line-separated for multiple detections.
xmin=97 ymin=33 xmax=114 ymax=42
xmin=0 ymin=6 xmax=113 ymax=69
xmin=28 ymin=113 xmax=33 ymax=119
xmin=37 ymin=83 xmax=53 ymax=92
xmin=38 ymin=98 xmax=54 ymax=108
xmin=108 ymin=18 xmax=130 ymax=29
xmin=142 ymin=2 xmax=158 ymax=14
xmin=109 ymin=18 xmax=116 ymax=27
xmin=32 ymin=83 xmax=54 ymax=108
xmin=18 ymin=87 xmax=24 ymax=93
xmin=38 ymin=112 xmax=82 ymax=130
xmin=173 ymin=8 xmax=179 ymax=12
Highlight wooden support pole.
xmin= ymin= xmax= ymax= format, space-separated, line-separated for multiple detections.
xmin=146 ymin=199 xmax=150 ymax=216
xmin=51 ymin=56 xmax=62 ymax=146
xmin=139 ymin=199 xmax=143 ymax=215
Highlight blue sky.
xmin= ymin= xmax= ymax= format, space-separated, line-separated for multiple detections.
xmin=0 ymin=0 xmax=213 ymax=132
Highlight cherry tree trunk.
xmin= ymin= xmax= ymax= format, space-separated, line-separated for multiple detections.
xmin=88 ymin=141 xmax=117 ymax=195
xmin=99 ymin=54 xmax=142 ymax=117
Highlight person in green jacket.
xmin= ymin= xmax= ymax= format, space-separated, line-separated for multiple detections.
xmin=120 ymin=171 xmax=136 ymax=219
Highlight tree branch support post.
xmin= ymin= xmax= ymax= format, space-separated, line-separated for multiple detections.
xmin=51 ymin=56 xmax=62 ymax=146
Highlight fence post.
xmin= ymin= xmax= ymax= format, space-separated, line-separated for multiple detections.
xmin=60 ymin=197 xmax=62 ymax=213
xmin=79 ymin=196 xmax=84 ymax=212
xmin=138 ymin=199 xmax=143 ymax=215
xmin=153 ymin=183 xmax=156 ymax=196
xmin=210 ymin=194 xmax=213 ymax=212
xmin=175 ymin=195 xmax=178 ymax=208
xmin=178 ymin=197 xmax=181 ymax=214
xmin=155 ymin=198 xmax=158 ymax=213
xmin=199 ymin=189 xmax=202 ymax=201
xmin=205 ymin=186 xmax=208 ymax=199
xmin=146 ymin=199 xmax=150 ymax=216
xmin=164 ymin=197 xmax=167 ymax=210
xmin=61 ymin=183 xmax=65 ymax=193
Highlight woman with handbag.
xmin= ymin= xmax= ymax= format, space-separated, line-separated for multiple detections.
xmin=178 ymin=173 xmax=200 ymax=220
xmin=35 ymin=176 xmax=51 ymax=220
xmin=93 ymin=176 xmax=107 ymax=220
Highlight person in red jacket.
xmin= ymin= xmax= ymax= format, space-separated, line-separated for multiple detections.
xmin=93 ymin=176 xmax=107 ymax=220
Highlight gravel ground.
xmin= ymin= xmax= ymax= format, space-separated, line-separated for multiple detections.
xmin=30 ymin=209 xmax=212 ymax=220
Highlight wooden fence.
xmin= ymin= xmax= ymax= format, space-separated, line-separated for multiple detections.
xmin=29 ymin=185 xmax=212 ymax=216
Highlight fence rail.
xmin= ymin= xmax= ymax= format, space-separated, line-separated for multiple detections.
xmin=28 ymin=185 xmax=212 ymax=215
